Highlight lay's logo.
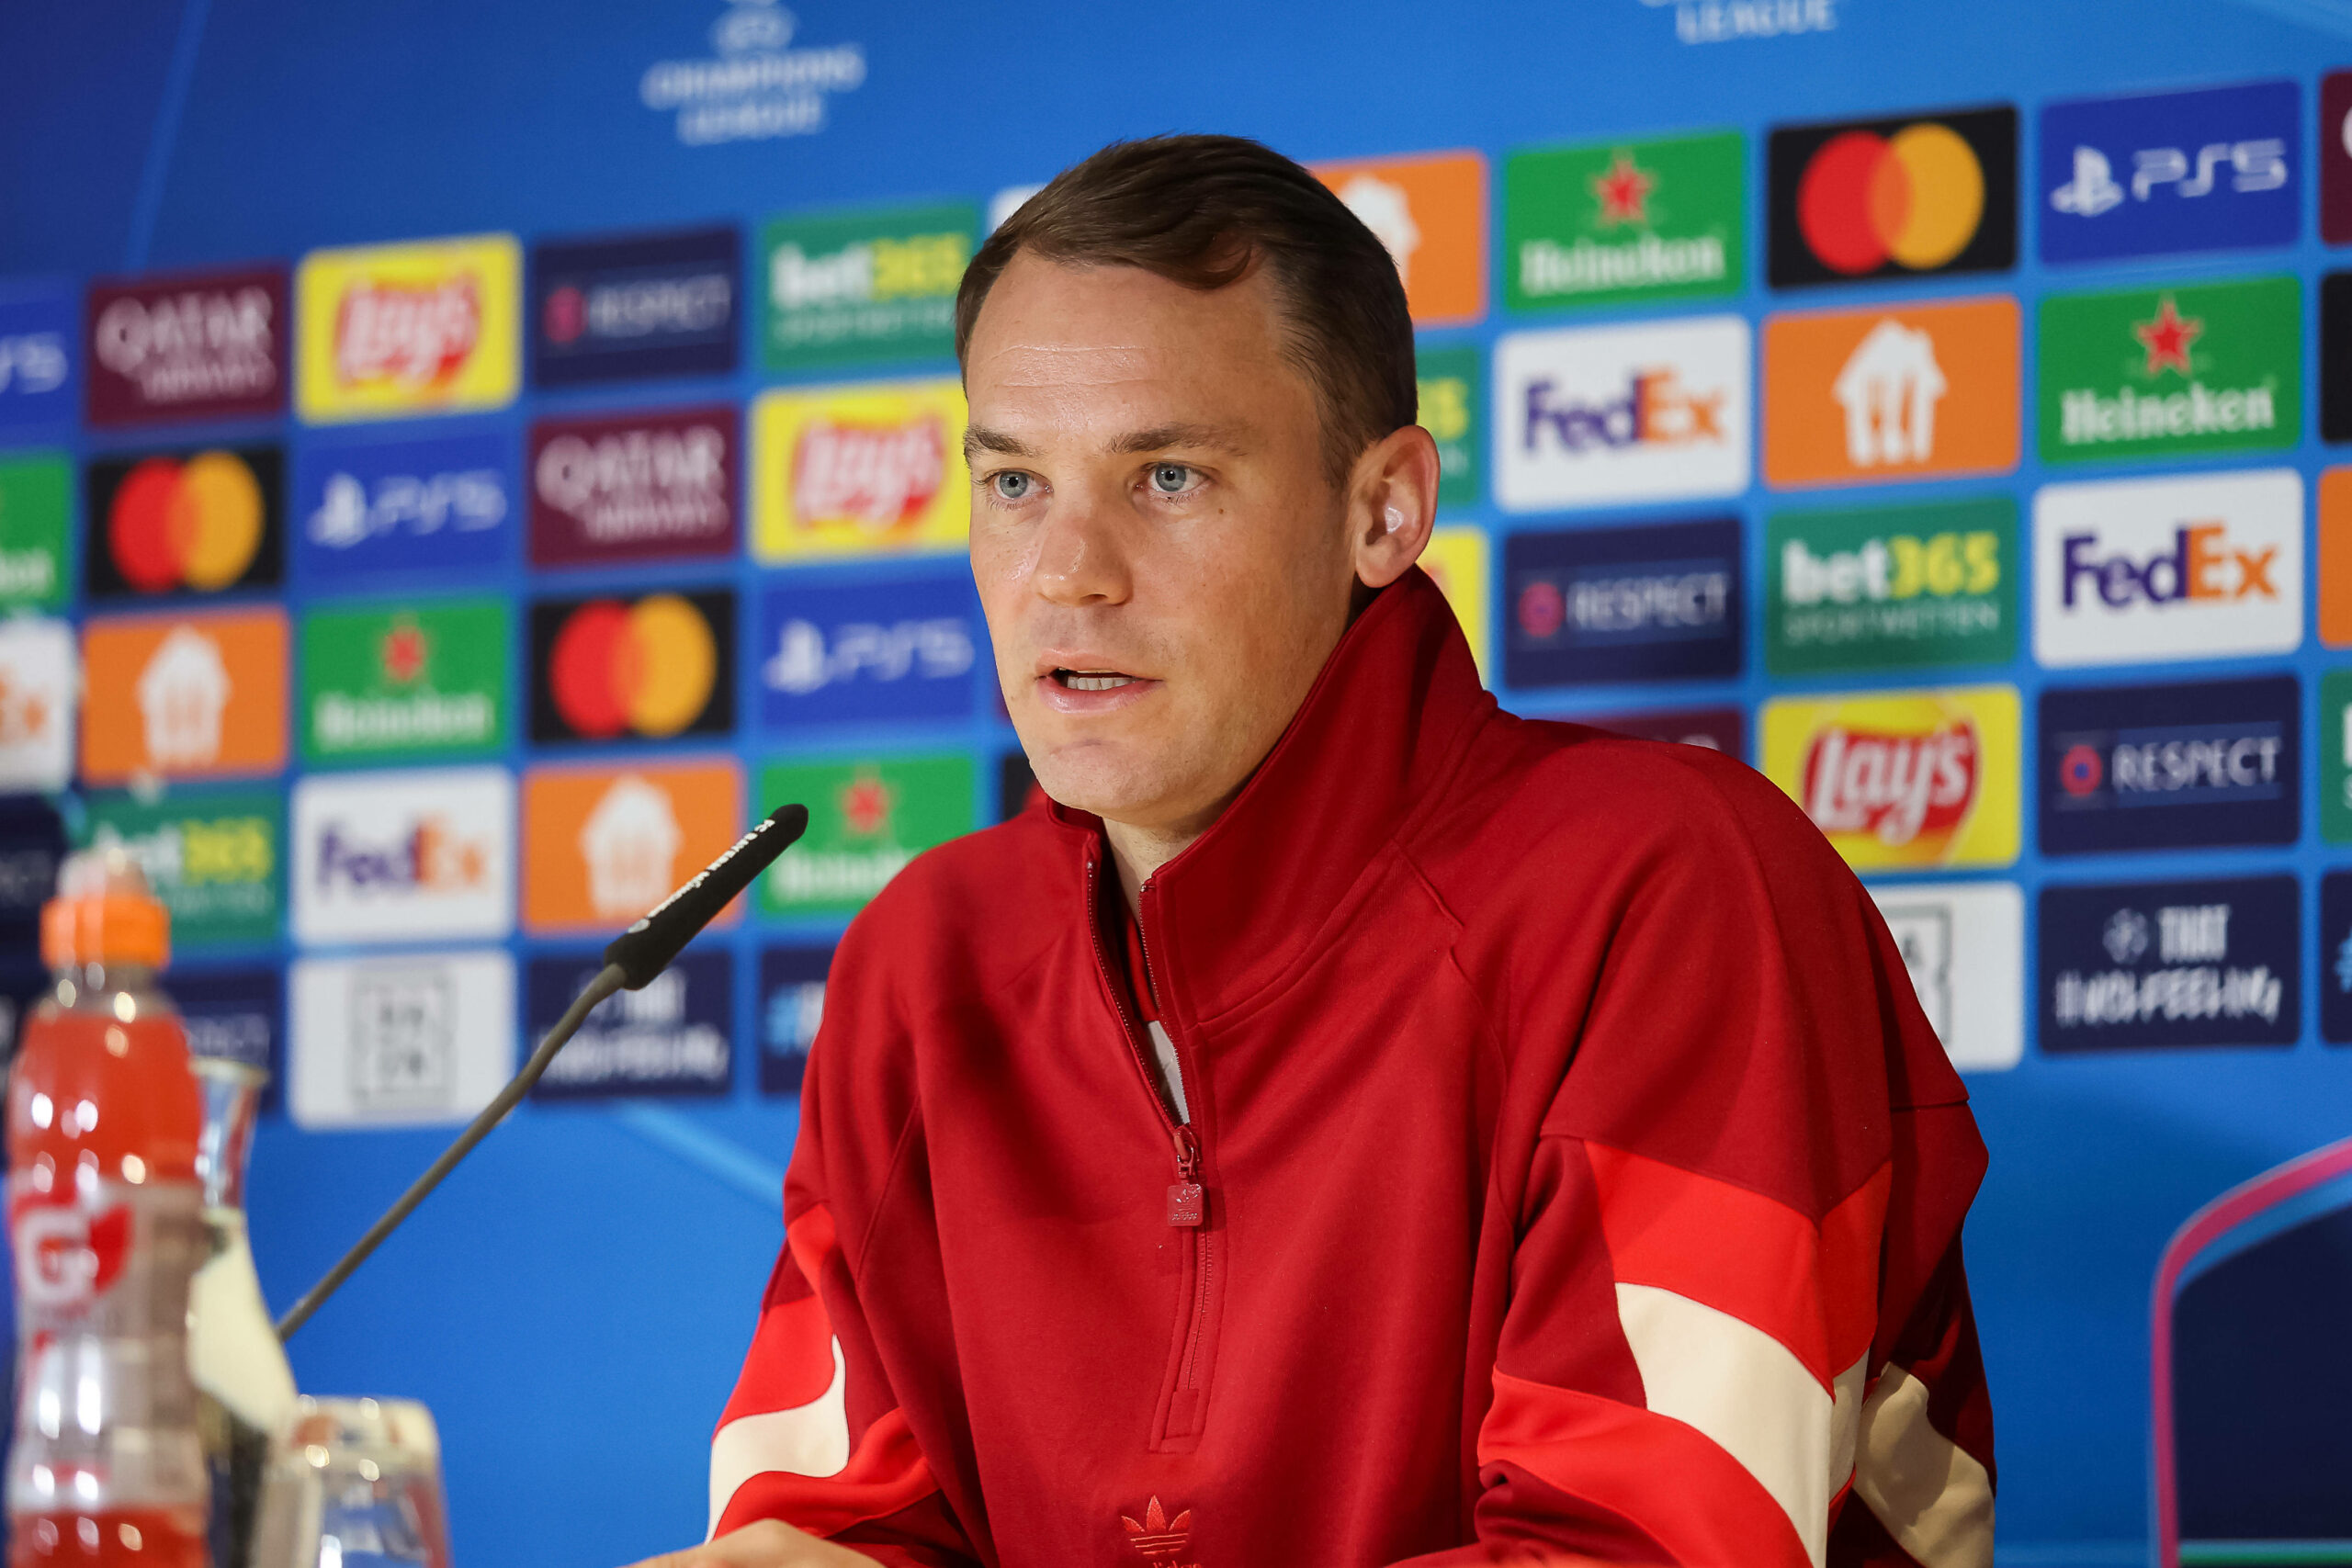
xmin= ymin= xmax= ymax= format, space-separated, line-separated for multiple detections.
xmin=1761 ymin=686 xmax=2020 ymax=871
xmin=297 ymin=234 xmax=520 ymax=423
xmin=753 ymin=380 xmax=967 ymax=559
xmin=1802 ymin=719 xmax=1979 ymax=851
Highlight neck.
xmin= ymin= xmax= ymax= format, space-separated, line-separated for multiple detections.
xmin=1102 ymin=809 xmax=1217 ymax=917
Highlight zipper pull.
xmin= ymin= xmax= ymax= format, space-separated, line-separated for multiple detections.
xmin=1167 ymin=1126 xmax=1204 ymax=1227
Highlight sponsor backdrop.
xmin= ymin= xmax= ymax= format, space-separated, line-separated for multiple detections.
xmin=3 ymin=0 xmax=2351 ymax=1561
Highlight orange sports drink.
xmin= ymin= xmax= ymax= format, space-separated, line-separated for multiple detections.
xmin=6 ymin=850 xmax=209 ymax=1565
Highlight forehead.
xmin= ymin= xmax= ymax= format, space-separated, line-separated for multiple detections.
xmin=962 ymin=253 xmax=1315 ymax=434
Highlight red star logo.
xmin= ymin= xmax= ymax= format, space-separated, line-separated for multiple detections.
xmin=838 ymin=773 xmax=894 ymax=838
xmin=1589 ymin=151 xmax=1657 ymax=227
xmin=380 ymin=623 xmax=428 ymax=684
xmin=2132 ymin=295 xmax=2203 ymax=378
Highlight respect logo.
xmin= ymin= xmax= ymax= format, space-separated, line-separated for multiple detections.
xmin=1504 ymin=517 xmax=1741 ymax=689
xmin=2038 ymin=276 xmax=2298 ymax=464
xmin=2041 ymin=674 xmax=2296 ymax=857
xmin=1311 ymin=151 xmax=1486 ymax=325
xmin=529 ymin=224 xmax=739 ymax=387
xmin=1767 ymin=106 xmax=2017 ymax=288
xmin=1762 ymin=296 xmax=2018 ymax=489
xmin=1760 ymin=685 xmax=2020 ymax=871
xmin=759 ymin=202 xmax=975 ymax=371
xmin=296 ymin=234 xmax=520 ymax=423
xmin=1766 ymin=497 xmax=2016 ymax=675
xmin=1494 ymin=316 xmax=1749 ymax=513
xmin=79 ymin=608 xmax=288 ymax=785
xmin=752 ymin=379 xmax=967 ymax=558
xmin=522 ymin=759 xmax=741 ymax=934
xmin=84 ymin=446 xmax=281 ymax=601
xmin=1505 ymin=130 xmax=1743 ymax=310
xmin=2032 ymin=468 xmax=2301 ymax=668
xmin=529 ymin=590 xmax=733 ymax=745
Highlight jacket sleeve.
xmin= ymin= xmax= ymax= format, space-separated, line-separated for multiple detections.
xmin=1407 ymin=773 xmax=1996 ymax=1568
xmin=707 ymin=1027 xmax=977 ymax=1564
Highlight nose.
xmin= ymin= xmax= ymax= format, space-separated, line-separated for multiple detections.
xmin=1029 ymin=479 xmax=1133 ymax=608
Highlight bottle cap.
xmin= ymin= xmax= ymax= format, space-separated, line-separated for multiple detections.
xmin=40 ymin=845 xmax=170 ymax=971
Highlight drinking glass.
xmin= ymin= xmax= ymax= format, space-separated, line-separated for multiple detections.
xmin=251 ymin=1397 xmax=453 ymax=1568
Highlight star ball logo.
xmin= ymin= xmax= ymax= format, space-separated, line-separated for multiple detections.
xmin=529 ymin=590 xmax=733 ymax=745
xmin=2037 ymin=276 xmax=2297 ymax=464
xmin=296 ymin=233 xmax=521 ymax=423
xmin=85 ymin=446 xmax=282 ymax=601
xmin=1504 ymin=130 xmax=1744 ymax=311
xmin=1768 ymin=106 xmax=2017 ymax=288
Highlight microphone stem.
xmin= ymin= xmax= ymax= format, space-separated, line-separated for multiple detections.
xmin=274 ymin=962 xmax=628 ymax=1343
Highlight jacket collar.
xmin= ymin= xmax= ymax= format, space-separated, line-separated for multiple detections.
xmin=1048 ymin=566 xmax=1493 ymax=1026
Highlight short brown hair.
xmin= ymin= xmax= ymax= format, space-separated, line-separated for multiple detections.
xmin=956 ymin=134 xmax=1418 ymax=486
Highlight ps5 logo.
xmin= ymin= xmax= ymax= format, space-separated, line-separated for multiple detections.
xmin=309 ymin=467 xmax=506 ymax=549
xmin=763 ymin=617 xmax=974 ymax=694
xmin=2050 ymin=140 xmax=2287 ymax=218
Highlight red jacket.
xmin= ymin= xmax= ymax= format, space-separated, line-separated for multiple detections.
xmin=711 ymin=569 xmax=1994 ymax=1568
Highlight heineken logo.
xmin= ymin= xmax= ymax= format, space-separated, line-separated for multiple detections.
xmin=2039 ymin=276 xmax=2299 ymax=464
xmin=760 ymin=753 xmax=973 ymax=916
xmin=300 ymin=600 xmax=508 ymax=761
xmin=1506 ymin=131 xmax=1744 ymax=310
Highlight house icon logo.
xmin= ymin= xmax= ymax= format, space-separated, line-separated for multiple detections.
xmin=1833 ymin=319 xmax=1948 ymax=468
xmin=136 ymin=625 xmax=232 ymax=769
xmin=580 ymin=773 xmax=683 ymax=919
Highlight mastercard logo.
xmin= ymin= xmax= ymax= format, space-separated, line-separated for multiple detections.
xmin=536 ymin=592 xmax=733 ymax=743
xmin=104 ymin=451 xmax=267 ymax=593
xmin=1797 ymin=124 xmax=1983 ymax=276
xmin=1768 ymin=107 xmax=2016 ymax=289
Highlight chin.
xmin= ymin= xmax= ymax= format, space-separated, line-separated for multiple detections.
xmin=1025 ymin=738 xmax=1186 ymax=827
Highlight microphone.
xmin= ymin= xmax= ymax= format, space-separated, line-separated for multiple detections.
xmin=274 ymin=804 xmax=811 ymax=1341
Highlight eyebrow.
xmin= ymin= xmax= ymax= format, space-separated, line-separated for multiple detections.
xmin=961 ymin=421 xmax=1255 ymax=464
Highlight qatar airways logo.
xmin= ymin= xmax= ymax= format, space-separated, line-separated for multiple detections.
xmin=334 ymin=278 xmax=481 ymax=388
xmin=1802 ymin=720 xmax=1979 ymax=847
xmin=291 ymin=767 xmax=513 ymax=944
xmin=792 ymin=417 xmax=944 ymax=529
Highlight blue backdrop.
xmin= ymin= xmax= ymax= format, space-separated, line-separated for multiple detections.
xmin=4 ymin=2 xmax=2352 ymax=1564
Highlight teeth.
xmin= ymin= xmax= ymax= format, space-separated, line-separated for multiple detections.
xmin=1062 ymin=672 xmax=1135 ymax=692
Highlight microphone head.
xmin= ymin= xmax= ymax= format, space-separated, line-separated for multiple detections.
xmin=601 ymin=803 xmax=808 ymax=989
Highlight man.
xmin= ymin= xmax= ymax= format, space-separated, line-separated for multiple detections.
xmin=634 ymin=135 xmax=1993 ymax=1568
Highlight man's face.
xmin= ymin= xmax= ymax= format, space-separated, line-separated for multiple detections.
xmin=962 ymin=254 xmax=1357 ymax=837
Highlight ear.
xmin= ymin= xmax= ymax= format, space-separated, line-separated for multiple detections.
xmin=1346 ymin=423 xmax=1441 ymax=591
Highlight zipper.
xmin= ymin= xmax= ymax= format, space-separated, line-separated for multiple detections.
xmin=1084 ymin=842 xmax=1220 ymax=1449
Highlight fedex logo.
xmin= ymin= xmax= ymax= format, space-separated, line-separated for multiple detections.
xmin=2041 ymin=80 xmax=2299 ymax=263
xmin=1495 ymin=317 xmax=1749 ymax=511
xmin=2034 ymin=469 xmax=2301 ymax=668
xmin=291 ymin=767 xmax=513 ymax=944
xmin=1521 ymin=369 xmax=1724 ymax=453
xmin=2058 ymin=525 xmax=2277 ymax=609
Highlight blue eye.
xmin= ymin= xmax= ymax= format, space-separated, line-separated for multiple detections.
xmin=1150 ymin=464 xmax=1192 ymax=494
xmin=992 ymin=471 xmax=1034 ymax=501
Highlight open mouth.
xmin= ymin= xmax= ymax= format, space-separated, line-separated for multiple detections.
xmin=1052 ymin=669 xmax=1138 ymax=692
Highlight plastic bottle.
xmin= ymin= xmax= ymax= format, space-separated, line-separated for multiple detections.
xmin=6 ymin=850 xmax=209 ymax=1565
